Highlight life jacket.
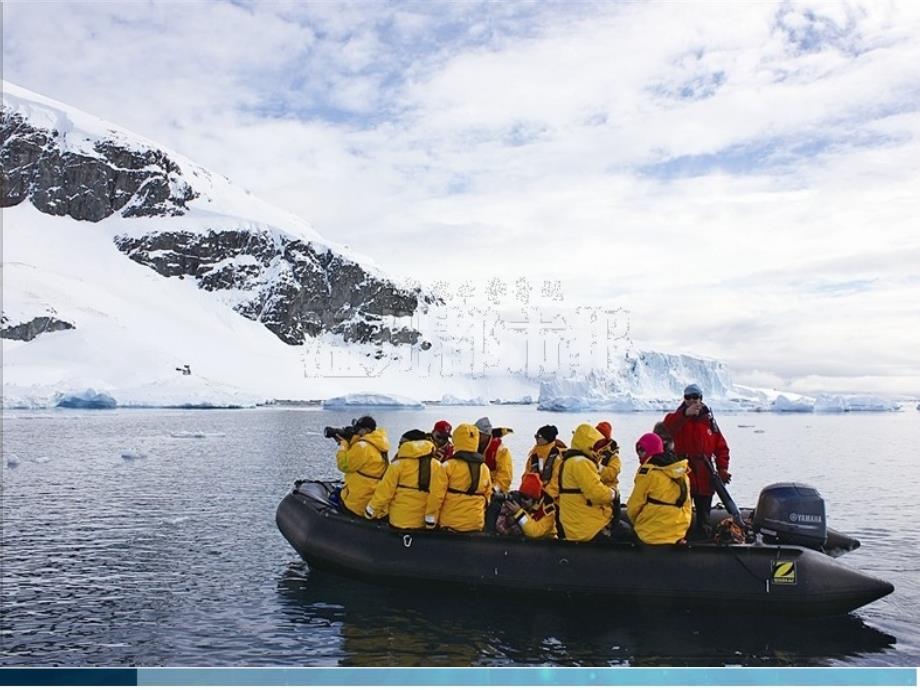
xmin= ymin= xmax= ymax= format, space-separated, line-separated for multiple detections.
xmin=540 ymin=444 xmax=563 ymax=485
xmin=448 ymin=451 xmax=486 ymax=495
xmin=639 ymin=452 xmax=689 ymax=508
xmin=483 ymin=437 xmax=501 ymax=471
xmin=395 ymin=453 xmax=434 ymax=492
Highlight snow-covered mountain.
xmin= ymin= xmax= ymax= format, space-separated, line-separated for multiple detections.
xmin=1 ymin=81 xmax=430 ymax=349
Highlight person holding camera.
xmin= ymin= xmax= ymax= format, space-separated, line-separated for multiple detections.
xmin=662 ymin=384 xmax=731 ymax=537
xmin=332 ymin=415 xmax=391 ymax=517
xmin=497 ymin=472 xmax=558 ymax=539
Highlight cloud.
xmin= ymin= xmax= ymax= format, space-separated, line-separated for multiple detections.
xmin=3 ymin=0 xmax=920 ymax=395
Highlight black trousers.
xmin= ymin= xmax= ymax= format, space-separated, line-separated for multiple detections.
xmin=692 ymin=493 xmax=714 ymax=537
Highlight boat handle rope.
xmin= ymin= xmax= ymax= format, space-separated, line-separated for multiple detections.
xmin=730 ymin=547 xmax=769 ymax=590
xmin=403 ymin=534 xmax=413 ymax=548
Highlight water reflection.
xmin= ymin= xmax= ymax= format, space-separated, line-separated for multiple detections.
xmin=276 ymin=564 xmax=896 ymax=667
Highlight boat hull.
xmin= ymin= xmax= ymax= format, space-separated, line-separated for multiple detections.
xmin=277 ymin=482 xmax=892 ymax=617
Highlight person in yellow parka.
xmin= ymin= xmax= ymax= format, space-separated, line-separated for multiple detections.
xmin=475 ymin=417 xmax=513 ymax=494
xmin=525 ymin=425 xmax=567 ymax=501
xmin=500 ymin=472 xmax=557 ymax=539
xmin=594 ymin=421 xmax=622 ymax=491
xmin=627 ymin=432 xmax=692 ymax=545
xmin=428 ymin=423 xmax=492 ymax=531
xmin=556 ymin=423 xmax=619 ymax=542
xmin=335 ymin=415 xmax=390 ymax=517
xmin=364 ymin=430 xmax=446 ymax=529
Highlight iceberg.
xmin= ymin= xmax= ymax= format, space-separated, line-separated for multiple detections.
xmin=492 ymin=395 xmax=534 ymax=405
xmin=322 ymin=392 xmax=425 ymax=410
xmin=438 ymin=394 xmax=489 ymax=406
xmin=813 ymin=395 xmax=900 ymax=413
xmin=120 ymin=450 xmax=147 ymax=460
xmin=54 ymin=389 xmax=117 ymax=409
xmin=772 ymin=394 xmax=815 ymax=413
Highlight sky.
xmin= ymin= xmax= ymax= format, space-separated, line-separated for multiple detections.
xmin=3 ymin=0 xmax=920 ymax=397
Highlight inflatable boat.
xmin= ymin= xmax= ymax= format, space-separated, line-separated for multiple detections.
xmin=276 ymin=480 xmax=893 ymax=616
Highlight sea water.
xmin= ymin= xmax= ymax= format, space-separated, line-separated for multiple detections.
xmin=1 ymin=406 xmax=918 ymax=666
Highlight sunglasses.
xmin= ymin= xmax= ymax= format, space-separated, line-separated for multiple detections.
xmin=684 ymin=394 xmax=702 ymax=401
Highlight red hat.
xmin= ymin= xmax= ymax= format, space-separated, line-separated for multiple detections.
xmin=636 ymin=432 xmax=664 ymax=456
xmin=596 ymin=421 xmax=613 ymax=439
xmin=433 ymin=420 xmax=452 ymax=435
xmin=519 ymin=472 xmax=542 ymax=500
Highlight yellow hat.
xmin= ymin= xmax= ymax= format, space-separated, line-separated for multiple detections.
xmin=571 ymin=423 xmax=604 ymax=452
xmin=452 ymin=423 xmax=480 ymax=453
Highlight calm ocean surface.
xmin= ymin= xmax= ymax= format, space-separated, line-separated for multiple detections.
xmin=1 ymin=406 xmax=918 ymax=667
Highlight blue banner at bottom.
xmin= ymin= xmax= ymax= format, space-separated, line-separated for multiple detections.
xmin=139 ymin=667 xmax=914 ymax=686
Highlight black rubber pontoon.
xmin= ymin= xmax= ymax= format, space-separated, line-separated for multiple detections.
xmin=276 ymin=481 xmax=892 ymax=617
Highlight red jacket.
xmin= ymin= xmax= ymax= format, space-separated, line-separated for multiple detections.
xmin=662 ymin=404 xmax=730 ymax=497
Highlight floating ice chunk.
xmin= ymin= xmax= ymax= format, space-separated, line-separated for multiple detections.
xmin=814 ymin=395 xmax=900 ymax=413
xmin=322 ymin=392 xmax=425 ymax=410
xmin=754 ymin=430 xmax=766 ymax=434
xmin=5 ymin=454 xmax=20 ymax=468
xmin=492 ymin=395 xmax=534 ymax=405
xmin=772 ymin=395 xmax=815 ymax=413
xmin=439 ymin=394 xmax=489 ymax=406
xmin=32 ymin=456 xmax=51 ymax=464
xmin=121 ymin=450 xmax=147 ymax=460
xmin=169 ymin=431 xmax=226 ymax=439
xmin=55 ymin=389 xmax=117 ymax=409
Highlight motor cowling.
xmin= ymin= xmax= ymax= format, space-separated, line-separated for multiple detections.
xmin=752 ymin=482 xmax=827 ymax=550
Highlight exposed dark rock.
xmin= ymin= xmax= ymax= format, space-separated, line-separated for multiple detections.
xmin=3 ymin=102 xmax=436 ymax=349
xmin=1 ymin=315 xmax=75 ymax=341
xmin=1 ymin=109 xmax=197 ymax=221
xmin=114 ymin=230 xmax=434 ymax=346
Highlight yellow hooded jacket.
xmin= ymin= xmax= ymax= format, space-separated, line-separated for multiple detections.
xmin=336 ymin=429 xmax=390 ymax=516
xmin=365 ymin=439 xmax=446 ymax=529
xmin=597 ymin=441 xmax=622 ymax=490
xmin=429 ymin=423 xmax=492 ymax=532
xmin=557 ymin=424 xmax=617 ymax=542
xmin=627 ymin=453 xmax=692 ymax=545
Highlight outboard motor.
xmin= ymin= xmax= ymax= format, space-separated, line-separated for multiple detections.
xmin=752 ymin=482 xmax=827 ymax=550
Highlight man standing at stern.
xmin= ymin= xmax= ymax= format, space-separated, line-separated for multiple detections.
xmin=662 ymin=384 xmax=730 ymax=538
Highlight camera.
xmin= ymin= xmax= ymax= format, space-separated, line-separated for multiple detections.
xmin=324 ymin=425 xmax=357 ymax=441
